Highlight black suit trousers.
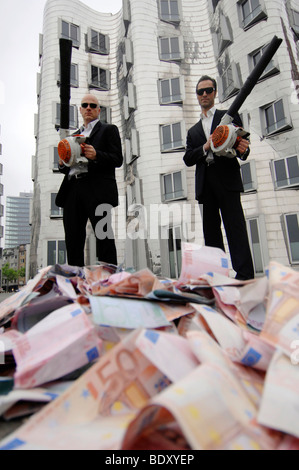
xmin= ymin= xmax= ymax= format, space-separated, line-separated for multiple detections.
xmin=63 ymin=177 xmax=117 ymax=267
xmin=202 ymin=164 xmax=254 ymax=280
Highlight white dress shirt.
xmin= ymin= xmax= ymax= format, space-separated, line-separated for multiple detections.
xmin=69 ymin=118 xmax=100 ymax=178
xmin=200 ymin=106 xmax=216 ymax=164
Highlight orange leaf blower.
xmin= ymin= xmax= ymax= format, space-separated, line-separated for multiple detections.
xmin=58 ymin=135 xmax=88 ymax=167
xmin=211 ymin=35 xmax=283 ymax=158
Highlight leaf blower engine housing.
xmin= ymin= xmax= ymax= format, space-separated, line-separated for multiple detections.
xmin=210 ymin=124 xmax=249 ymax=158
xmin=57 ymin=135 xmax=88 ymax=167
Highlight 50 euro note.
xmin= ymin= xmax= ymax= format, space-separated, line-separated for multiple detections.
xmin=91 ymin=268 xmax=165 ymax=297
xmin=186 ymin=330 xmax=265 ymax=409
xmin=212 ymin=277 xmax=267 ymax=332
xmin=191 ymin=304 xmax=275 ymax=371
xmin=260 ymin=263 xmax=299 ymax=357
xmin=121 ymin=362 xmax=275 ymax=450
xmin=122 ymin=331 xmax=283 ymax=451
xmin=12 ymin=303 xmax=102 ymax=389
xmin=258 ymin=350 xmax=299 ymax=439
xmin=0 ymin=328 xmax=187 ymax=450
xmin=176 ymin=243 xmax=230 ymax=287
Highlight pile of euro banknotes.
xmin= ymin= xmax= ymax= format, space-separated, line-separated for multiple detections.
xmin=0 ymin=242 xmax=298 ymax=450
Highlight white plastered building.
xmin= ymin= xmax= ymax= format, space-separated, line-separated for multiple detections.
xmin=30 ymin=0 xmax=299 ymax=279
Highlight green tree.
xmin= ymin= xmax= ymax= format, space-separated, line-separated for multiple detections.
xmin=2 ymin=263 xmax=18 ymax=286
xmin=18 ymin=267 xmax=26 ymax=278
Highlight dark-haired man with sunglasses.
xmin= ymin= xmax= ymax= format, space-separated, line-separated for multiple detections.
xmin=56 ymin=94 xmax=123 ymax=267
xmin=183 ymin=76 xmax=254 ymax=281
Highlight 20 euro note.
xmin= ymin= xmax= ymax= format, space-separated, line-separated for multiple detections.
xmin=90 ymin=296 xmax=171 ymax=329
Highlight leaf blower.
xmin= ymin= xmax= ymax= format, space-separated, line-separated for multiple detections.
xmin=210 ymin=35 xmax=283 ymax=158
xmin=57 ymin=135 xmax=88 ymax=167
xmin=58 ymin=38 xmax=89 ymax=167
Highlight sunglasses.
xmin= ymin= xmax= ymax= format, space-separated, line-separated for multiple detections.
xmin=81 ymin=103 xmax=98 ymax=109
xmin=196 ymin=87 xmax=215 ymax=96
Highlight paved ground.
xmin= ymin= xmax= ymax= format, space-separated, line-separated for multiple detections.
xmin=0 ymin=292 xmax=15 ymax=302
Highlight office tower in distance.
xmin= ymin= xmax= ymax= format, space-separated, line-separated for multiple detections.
xmin=4 ymin=192 xmax=32 ymax=249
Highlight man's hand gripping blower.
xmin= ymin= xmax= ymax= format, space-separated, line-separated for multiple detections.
xmin=210 ymin=35 xmax=283 ymax=158
xmin=58 ymin=135 xmax=88 ymax=167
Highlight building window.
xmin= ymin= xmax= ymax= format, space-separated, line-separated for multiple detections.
xmin=218 ymin=60 xmax=242 ymax=101
xmin=211 ymin=0 xmax=221 ymax=11
xmin=260 ymin=98 xmax=292 ymax=137
xmin=99 ymin=106 xmax=111 ymax=124
xmin=127 ymin=178 xmax=142 ymax=207
xmin=161 ymin=170 xmax=187 ymax=201
xmin=291 ymin=10 xmax=299 ymax=39
xmin=168 ymin=226 xmax=182 ymax=279
xmin=239 ymin=0 xmax=267 ymax=30
xmin=50 ymin=194 xmax=63 ymax=218
xmin=60 ymin=20 xmax=80 ymax=48
xmin=123 ymin=0 xmax=131 ymax=27
xmin=70 ymin=63 xmax=79 ymax=87
xmin=55 ymin=103 xmax=78 ymax=129
xmin=241 ymin=160 xmax=257 ymax=192
xmin=249 ymin=43 xmax=279 ymax=80
xmin=282 ymin=213 xmax=299 ymax=264
xmin=53 ymin=147 xmax=59 ymax=172
xmin=124 ymin=84 xmax=137 ymax=120
xmin=89 ymin=65 xmax=111 ymax=90
xmin=159 ymin=36 xmax=184 ymax=62
xmin=270 ymin=155 xmax=299 ymax=190
xmin=213 ymin=15 xmax=233 ymax=57
xmin=246 ymin=216 xmax=267 ymax=275
xmin=57 ymin=61 xmax=79 ymax=88
xmin=123 ymin=39 xmax=134 ymax=75
xmin=87 ymin=29 xmax=110 ymax=55
xmin=159 ymin=77 xmax=185 ymax=105
xmin=159 ymin=0 xmax=180 ymax=23
xmin=47 ymin=240 xmax=67 ymax=266
xmin=125 ymin=129 xmax=139 ymax=164
xmin=160 ymin=122 xmax=185 ymax=152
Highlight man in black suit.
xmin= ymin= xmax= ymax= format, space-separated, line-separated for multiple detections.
xmin=56 ymin=94 xmax=123 ymax=267
xmin=183 ymin=76 xmax=254 ymax=280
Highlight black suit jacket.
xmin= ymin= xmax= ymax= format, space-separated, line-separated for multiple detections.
xmin=56 ymin=121 xmax=123 ymax=208
xmin=183 ymin=109 xmax=248 ymax=203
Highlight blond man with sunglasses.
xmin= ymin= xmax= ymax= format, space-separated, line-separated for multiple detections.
xmin=56 ymin=94 xmax=123 ymax=267
xmin=183 ymin=76 xmax=254 ymax=281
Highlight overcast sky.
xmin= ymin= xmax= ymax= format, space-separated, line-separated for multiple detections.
xmin=0 ymin=0 xmax=122 ymax=200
